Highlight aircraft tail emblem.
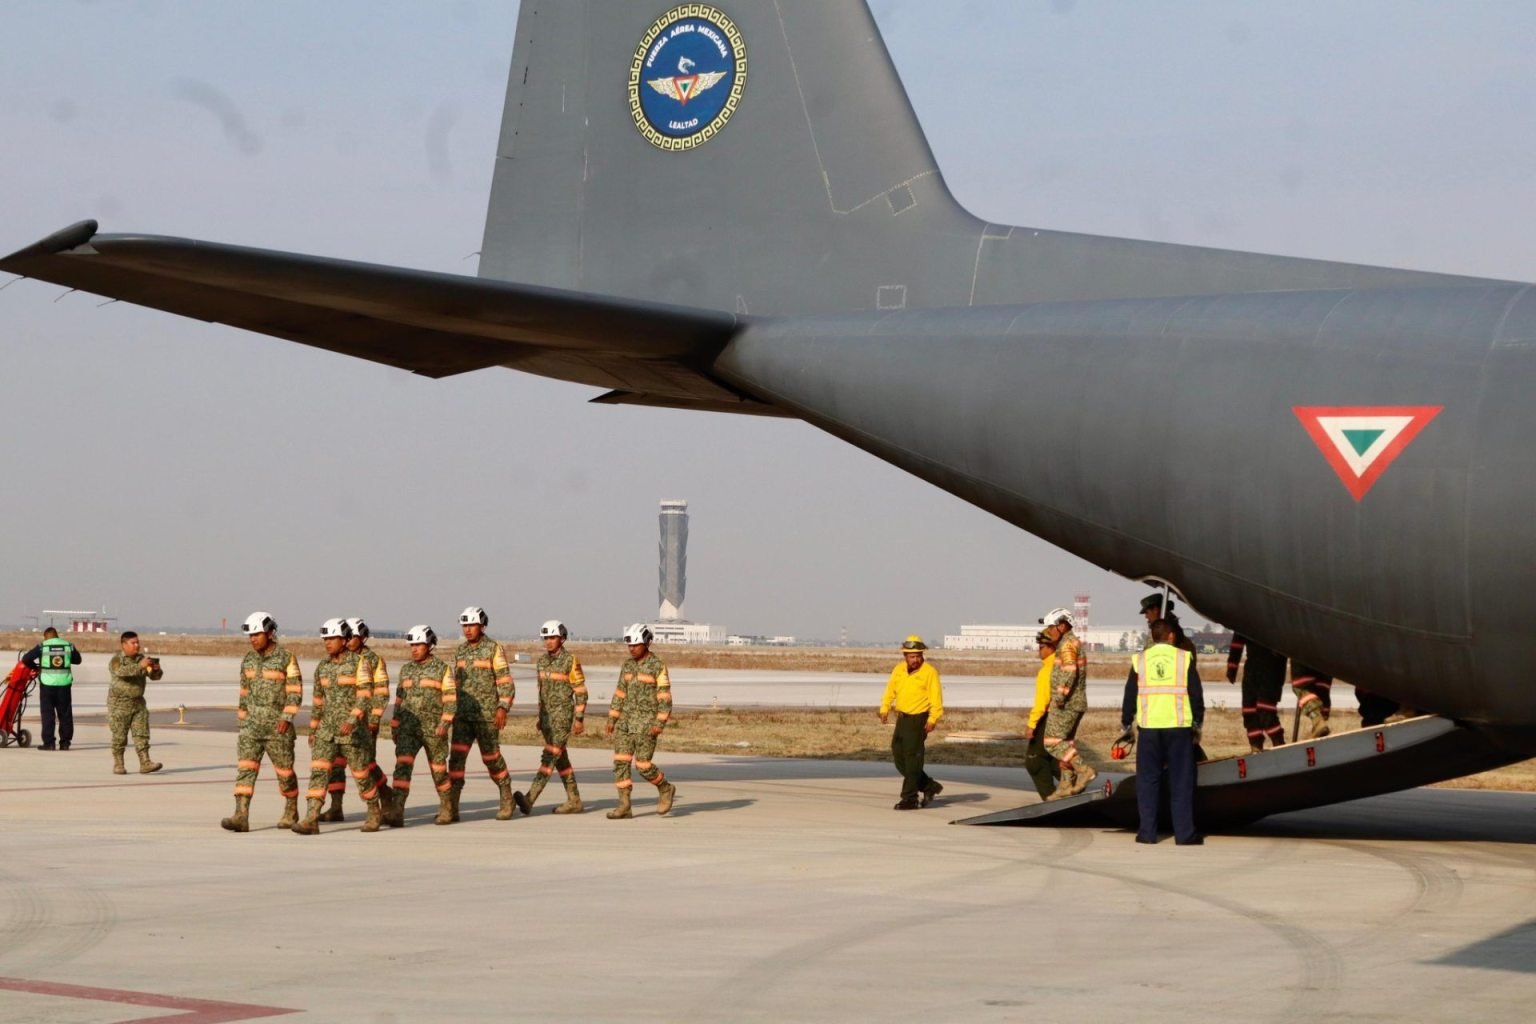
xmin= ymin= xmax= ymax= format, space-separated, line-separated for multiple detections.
xmin=1293 ymin=405 xmax=1443 ymax=501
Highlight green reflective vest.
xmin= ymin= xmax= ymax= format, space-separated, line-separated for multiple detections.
xmin=1133 ymin=642 xmax=1192 ymax=728
xmin=39 ymin=637 xmax=76 ymax=687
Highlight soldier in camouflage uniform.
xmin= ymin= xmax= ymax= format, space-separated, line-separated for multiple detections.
xmin=317 ymin=616 xmax=394 ymax=822
xmin=107 ymin=630 xmax=164 ymax=775
xmin=450 ymin=606 xmax=521 ymax=821
xmin=293 ymin=618 xmax=386 ymax=834
xmin=383 ymin=624 xmax=457 ymax=827
xmin=513 ymin=619 xmax=588 ymax=816
xmin=1039 ymin=607 xmax=1097 ymax=800
xmin=222 ymin=612 xmax=304 ymax=833
xmin=604 ymin=624 xmax=676 ymax=819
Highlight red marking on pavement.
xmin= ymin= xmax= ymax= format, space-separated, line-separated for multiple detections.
xmin=0 ymin=976 xmax=296 ymax=1022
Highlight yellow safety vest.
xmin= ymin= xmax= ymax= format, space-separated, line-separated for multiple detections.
xmin=1134 ymin=643 xmax=1193 ymax=728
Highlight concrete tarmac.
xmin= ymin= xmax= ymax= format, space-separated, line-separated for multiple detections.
xmin=2 ymin=720 xmax=1533 ymax=1021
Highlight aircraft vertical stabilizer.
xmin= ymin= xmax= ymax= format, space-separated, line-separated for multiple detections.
xmin=481 ymin=1 xmax=1487 ymax=317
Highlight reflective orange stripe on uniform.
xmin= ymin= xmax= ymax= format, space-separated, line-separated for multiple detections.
xmin=262 ymin=670 xmax=286 ymax=681
xmin=473 ymin=659 xmax=493 ymax=669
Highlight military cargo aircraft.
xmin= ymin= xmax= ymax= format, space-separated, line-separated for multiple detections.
xmin=5 ymin=1 xmax=1533 ymax=825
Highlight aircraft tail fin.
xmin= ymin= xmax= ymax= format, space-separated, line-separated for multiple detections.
xmin=480 ymin=1 xmax=976 ymax=316
xmin=482 ymin=2 xmax=1484 ymax=316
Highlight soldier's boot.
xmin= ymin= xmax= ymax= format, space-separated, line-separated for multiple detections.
xmin=552 ymin=778 xmax=584 ymax=815
xmin=319 ymin=792 xmax=345 ymax=823
xmin=291 ymin=799 xmax=324 ymax=835
xmin=449 ymin=786 xmax=462 ymax=823
xmin=1303 ymin=703 xmax=1331 ymax=739
xmin=656 ymin=780 xmax=677 ymax=816
xmin=382 ymin=789 xmax=406 ymax=828
xmin=360 ymin=797 xmax=383 ymax=833
xmin=276 ymin=796 xmax=299 ymax=830
xmin=220 ymin=795 xmax=251 ymax=833
xmin=112 ymin=749 xmax=127 ymax=775
xmin=1071 ymin=762 xmax=1098 ymax=795
xmin=434 ymin=790 xmax=454 ymax=826
xmin=137 ymin=747 xmax=163 ymax=774
xmin=606 ymin=788 xmax=633 ymax=820
xmin=496 ymin=778 xmax=518 ymax=821
xmin=1046 ymin=764 xmax=1077 ymax=802
xmin=516 ymin=775 xmax=547 ymax=816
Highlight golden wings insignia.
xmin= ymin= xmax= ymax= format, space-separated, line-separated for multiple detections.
xmin=646 ymin=70 xmax=728 ymax=106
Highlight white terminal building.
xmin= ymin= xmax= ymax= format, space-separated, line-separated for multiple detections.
xmin=943 ymin=623 xmax=1147 ymax=653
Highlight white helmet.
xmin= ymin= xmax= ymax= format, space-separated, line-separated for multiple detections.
xmin=540 ymin=619 xmax=569 ymax=640
xmin=319 ymin=617 xmax=353 ymax=639
xmin=242 ymin=611 xmax=277 ymax=635
xmin=345 ymin=617 xmax=369 ymax=640
xmin=1039 ymin=607 xmax=1074 ymax=629
xmin=405 ymin=624 xmax=437 ymax=647
xmin=622 ymin=623 xmax=653 ymax=646
xmin=459 ymin=606 xmax=488 ymax=627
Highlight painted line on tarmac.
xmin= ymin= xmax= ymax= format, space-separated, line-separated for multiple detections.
xmin=0 ymin=778 xmax=229 ymax=794
xmin=0 ymin=976 xmax=297 ymax=1022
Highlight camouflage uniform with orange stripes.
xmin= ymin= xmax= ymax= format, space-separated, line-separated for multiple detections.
xmin=389 ymin=655 xmax=456 ymax=821
xmin=325 ymin=644 xmax=393 ymax=812
xmin=303 ymin=650 xmax=384 ymax=830
xmin=450 ymin=636 xmax=516 ymax=816
xmin=232 ymin=645 xmax=304 ymax=818
xmin=1042 ymin=628 xmax=1094 ymax=794
xmin=521 ymin=647 xmax=588 ymax=812
xmin=608 ymin=652 xmax=673 ymax=808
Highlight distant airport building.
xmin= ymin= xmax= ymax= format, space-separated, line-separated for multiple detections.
xmin=727 ymin=634 xmax=797 ymax=646
xmin=42 ymin=608 xmax=116 ymax=633
xmin=943 ymin=623 xmax=1146 ymax=652
xmin=649 ymin=621 xmax=726 ymax=645
xmin=658 ymin=499 xmax=688 ymax=622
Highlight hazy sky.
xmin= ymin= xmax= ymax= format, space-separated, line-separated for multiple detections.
xmin=4 ymin=1 xmax=1535 ymax=642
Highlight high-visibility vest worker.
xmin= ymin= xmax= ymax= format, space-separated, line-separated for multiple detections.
xmin=1133 ymin=642 xmax=1193 ymax=728
xmin=39 ymin=636 xmax=78 ymax=687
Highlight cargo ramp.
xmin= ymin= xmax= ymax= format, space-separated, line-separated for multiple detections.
xmin=954 ymin=716 xmax=1536 ymax=829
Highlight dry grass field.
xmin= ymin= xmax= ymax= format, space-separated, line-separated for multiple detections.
xmin=0 ymin=630 xmax=1207 ymax=680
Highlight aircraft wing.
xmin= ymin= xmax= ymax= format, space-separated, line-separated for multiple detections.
xmin=0 ymin=220 xmax=775 ymax=412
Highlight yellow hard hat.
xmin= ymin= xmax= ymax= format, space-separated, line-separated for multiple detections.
xmin=901 ymin=635 xmax=927 ymax=651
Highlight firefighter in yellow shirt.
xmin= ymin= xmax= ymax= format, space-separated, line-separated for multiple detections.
xmin=1023 ymin=629 xmax=1061 ymax=799
xmin=878 ymin=635 xmax=944 ymax=810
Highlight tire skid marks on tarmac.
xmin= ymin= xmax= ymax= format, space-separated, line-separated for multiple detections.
xmin=688 ymin=852 xmax=1041 ymax=1015
xmin=0 ymin=863 xmax=118 ymax=973
xmin=1043 ymin=843 xmax=1345 ymax=1019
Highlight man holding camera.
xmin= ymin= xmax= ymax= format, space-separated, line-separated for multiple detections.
xmin=106 ymin=630 xmax=164 ymax=774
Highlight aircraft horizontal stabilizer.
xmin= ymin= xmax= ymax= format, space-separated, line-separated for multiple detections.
xmin=0 ymin=221 xmax=765 ymax=407
xmin=953 ymin=717 xmax=1536 ymax=829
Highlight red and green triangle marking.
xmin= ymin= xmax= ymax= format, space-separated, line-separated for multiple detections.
xmin=1293 ymin=405 xmax=1443 ymax=501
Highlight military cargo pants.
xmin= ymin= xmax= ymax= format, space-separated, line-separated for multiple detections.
xmin=307 ymin=730 xmax=381 ymax=802
xmin=449 ymin=716 xmax=510 ymax=791
xmin=107 ymin=687 xmax=151 ymax=754
xmin=1242 ymin=670 xmax=1286 ymax=748
xmin=890 ymin=711 xmax=934 ymax=801
xmin=611 ymin=721 xmax=665 ymax=790
xmin=536 ymin=709 xmax=578 ymax=784
xmin=392 ymin=717 xmax=452 ymax=796
xmin=234 ymin=720 xmax=298 ymax=799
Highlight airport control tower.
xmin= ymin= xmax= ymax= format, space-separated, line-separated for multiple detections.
xmin=658 ymin=500 xmax=689 ymax=622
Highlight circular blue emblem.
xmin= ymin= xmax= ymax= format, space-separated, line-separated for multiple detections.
xmin=628 ymin=6 xmax=747 ymax=152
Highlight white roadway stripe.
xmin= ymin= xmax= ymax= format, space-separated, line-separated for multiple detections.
xmin=1315 ymin=415 xmax=1415 ymax=477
